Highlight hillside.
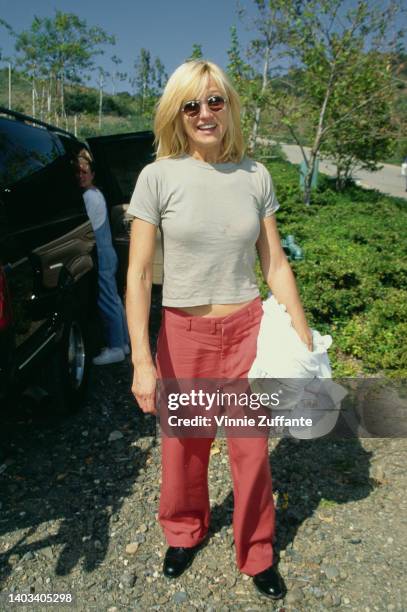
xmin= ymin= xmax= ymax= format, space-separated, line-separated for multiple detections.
xmin=0 ymin=68 xmax=152 ymax=138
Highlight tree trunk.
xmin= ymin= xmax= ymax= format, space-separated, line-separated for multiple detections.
xmin=47 ymin=74 xmax=53 ymax=120
xmin=251 ymin=107 xmax=262 ymax=152
xmin=303 ymin=66 xmax=336 ymax=204
xmin=60 ymin=72 xmax=66 ymax=121
xmin=8 ymin=63 xmax=11 ymax=110
xmin=335 ymin=168 xmax=341 ymax=191
xmin=141 ymin=78 xmax=147 ymax=115
xmin=303 ymin=164 xmax=313 ymax=206
xmin=250 ymin=42 xmax=270 ymax=151
xmin=99 ymin=73 xmax=104 ymax=130
xmin=32 ymin=77 xmax=37 ymax=117
xmin=40 ymin=85 xmax=45 ymax=121
xmin=343 ymin=162 xmax=354 ymax=188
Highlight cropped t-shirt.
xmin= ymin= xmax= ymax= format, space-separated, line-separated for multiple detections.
xmin=127 ymin=154 xmax=279 ymax=307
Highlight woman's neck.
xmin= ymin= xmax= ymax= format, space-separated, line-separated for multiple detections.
xmin=189 ymin=147 xmax=221 ymax=164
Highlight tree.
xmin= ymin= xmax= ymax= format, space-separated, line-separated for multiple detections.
xmin=134 ymin=48 xmax=167 ymax=120
xmin=321 ymin=50 xmax=395 ymax=189
xmin=154 ymin=57 xmax=167 ymax=91
xmin=0 ymin=19 xmax=16 ymax=110
xmin=227 ymin=25 xmax=247 ymax=83
xmin=245 ymin=0 xmax=405 ymax=204
xmin=227 ymin=25 xmax=256 ymax=141
xmin=238 ymin=0 xmax=307 ymax=150
xmin=97 ymin=67 xmax=109 ymax=129
xmin=280 ymin=0 xmax=404 ymax=204
xmin=188 ymin=44 xmax=203 ymax=60
xmin=110 ymin=55 xmax=127 ymax=95
xmin=15 ymin=11 xmax=114 ymax=120
xmin=134 ymin=48 xmax=153 ymax=115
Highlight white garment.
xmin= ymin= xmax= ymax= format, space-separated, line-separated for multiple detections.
xmin=248 ymin=296 xmax=347 ymax=439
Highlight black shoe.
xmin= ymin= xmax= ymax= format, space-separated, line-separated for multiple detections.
xmin=163 ymin=545 xmax=201 ymax=578
xmin=253 ymin=565 xmax=286 ymax=600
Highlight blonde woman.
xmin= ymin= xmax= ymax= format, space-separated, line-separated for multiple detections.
xmin=126 ymin=60 xmax=312 ymax=600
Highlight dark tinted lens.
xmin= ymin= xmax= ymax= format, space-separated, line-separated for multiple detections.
xmin=207 ymin=96 xmax=225 ymax=111
xmin=183 ymin=101 xmax=200 ymax=117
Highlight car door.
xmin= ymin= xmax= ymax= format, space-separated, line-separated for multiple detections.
xmin=0 ymin=117 xmax=94 ymax=379
xmin=86 ymin=131 xmax=163 ymax=293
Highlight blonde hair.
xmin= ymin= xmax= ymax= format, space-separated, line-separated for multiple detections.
xmin=154 ymin=60 xmax=245 ymax=163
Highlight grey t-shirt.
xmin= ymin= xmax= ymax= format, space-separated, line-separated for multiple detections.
xmin=127 ymin=154 xmax=279 ymax=307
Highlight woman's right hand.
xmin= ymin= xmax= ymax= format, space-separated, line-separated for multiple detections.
xmin=131 ymin=362 xmax=158 ymax=415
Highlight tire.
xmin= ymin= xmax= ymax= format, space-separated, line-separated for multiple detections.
xmin=46 ymin=314 xmax=90 ymax=415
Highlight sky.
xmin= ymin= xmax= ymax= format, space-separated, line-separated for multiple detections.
xmin=1 ymin=0 xmax=405 ymax=93
xmin=0 ymin=0 xmax=259 ymax=91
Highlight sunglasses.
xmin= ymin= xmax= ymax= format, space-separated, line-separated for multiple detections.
xmin=181 ymin=95 xmax=226 ymax=118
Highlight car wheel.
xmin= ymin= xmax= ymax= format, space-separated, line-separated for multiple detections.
xmin=47 ymin=314 xmax=90 ymax=415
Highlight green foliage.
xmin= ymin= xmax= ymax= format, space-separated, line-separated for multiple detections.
xmin=75 ymin=112 xmax=149 ymax=139
xmin=65 ymin=89 xmax=98 ymax=113
xmin=102 ymin=94 xmax=134 ymax=116
xmin=15 ymin=11 xmax=114 ymax=83
xmin=188 ymin=44 xmax=203 ymax=60
xmin=226 ymin=26 xmax=257 ymax=143
xmin=12 ymin=11 xmax=115 ymax=120
xmin=258 ymin=158 xmax=407 ymax=377
xmin=339 ymin=290 xmax=407 ymax=376
xmin=246 ymin=0 xmax=405 ymax=203
xmin=0 ymin=66 xmax=31 ymax=110
xmin=0 ymin=66 xmax=148 ymax=135
xmin=133 ymin=48 xmax=167 ymax=120
xmin=321 ymin=49 xmax=396 ymax=187
xmin=65 ymin=88 xmax=134 ymax=116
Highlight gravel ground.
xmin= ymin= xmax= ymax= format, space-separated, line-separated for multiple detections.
xmin=1 ymin=292 xmax=406 ymax=612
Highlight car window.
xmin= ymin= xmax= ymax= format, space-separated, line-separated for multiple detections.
xmin=0 ymin=118 xmax=62 ymax=187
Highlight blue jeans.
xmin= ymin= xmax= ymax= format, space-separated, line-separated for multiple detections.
xmin=96 ymin=226 xmax=129 ymax=350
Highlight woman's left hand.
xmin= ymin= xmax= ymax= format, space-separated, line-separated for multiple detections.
xmin=297 ymin=327 xmax=313 ymax=352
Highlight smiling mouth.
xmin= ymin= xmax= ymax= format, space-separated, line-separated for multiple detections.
xmin=197 ymin=124 xmax=217 ymax=131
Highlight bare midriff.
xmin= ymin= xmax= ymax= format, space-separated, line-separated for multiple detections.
xmin=173 ymin=299 xmax=254 ymax=318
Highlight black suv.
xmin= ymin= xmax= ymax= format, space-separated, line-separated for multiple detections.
xmin=0 ymin=108 xmax=155 ymax=413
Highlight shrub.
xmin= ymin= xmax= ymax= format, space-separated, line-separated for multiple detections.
xmin=65 ymin=90 xmax=98 ymax=114
xmin=257 ymin=158 xmax=407 ymax=376
xmin=338 ymin=289 xmax=407 ymax=375
xmin=293 ymin=237 xmax=381 ymax=325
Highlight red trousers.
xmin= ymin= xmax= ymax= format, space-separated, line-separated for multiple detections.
xmin=155 ymin=297 xmax=275 ymax=575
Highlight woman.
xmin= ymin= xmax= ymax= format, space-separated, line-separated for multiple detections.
xmin=126 ymin=60 xmax=312 ymax=600
xmin=77 ymin=156 xmax=130 ymax=365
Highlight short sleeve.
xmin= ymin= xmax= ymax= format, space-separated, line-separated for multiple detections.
xmin=127 ymin=164 xmax=160 ymax=226
xmin=83 ymin=189 xmax=107 ymax=231
xmin=257 ymin=162 xmax=280 ymax=218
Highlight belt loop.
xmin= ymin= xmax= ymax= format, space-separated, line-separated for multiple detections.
xmin=186 ymin=318 xmax=192 ymax=331
xmin=211 ymin=319 xmax=216 ymax=334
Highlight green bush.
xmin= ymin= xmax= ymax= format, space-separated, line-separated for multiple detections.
xmin=338 ymin=289 xmax=407 ymax=376
xmin=293 ymin=237 xmax=381 ymax=325
xmin=258 ymin=158 xmax=407 ymax=377
xmin=65 ymin=90 xmax=98 ymax=114
xmin=102 ymin=94 xmax=134 ymax=117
